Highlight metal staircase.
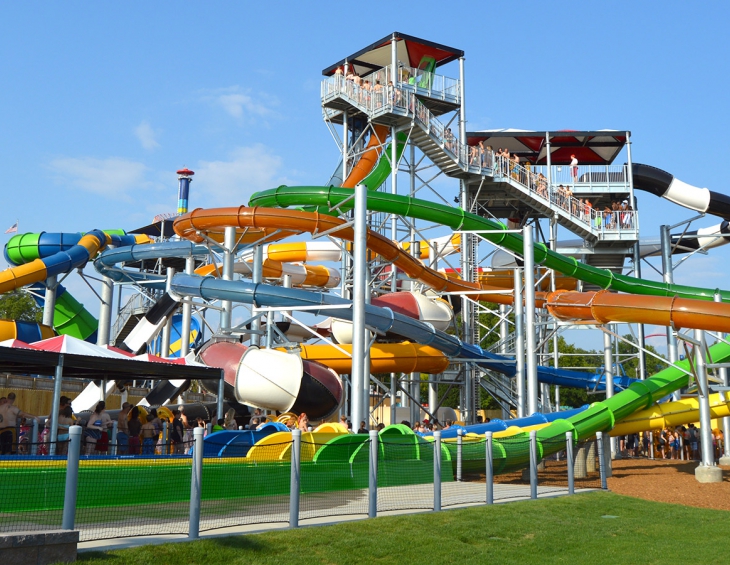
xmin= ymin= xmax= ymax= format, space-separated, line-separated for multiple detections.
xmin=111 ymin=293 xmax=154 ymax=346
xmin=322 ymin=79 xmax=638 ymax=246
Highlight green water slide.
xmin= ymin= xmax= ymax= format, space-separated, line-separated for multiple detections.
xmin=251 ymin=186 xmax=730 ymax=302
xmin=249 ymin=185 xmax=730 ymax=465
xmin=361 ymin=131 xmax=408 ymax=191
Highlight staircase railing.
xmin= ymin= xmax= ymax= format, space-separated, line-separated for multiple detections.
xmin=322 ymin=80 xmax=637 ymax=239
xmin=111 ymin=293 xmax=154 ymax=343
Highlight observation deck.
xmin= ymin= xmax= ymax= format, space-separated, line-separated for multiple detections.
xmin=321 ymin=77 xmax=637 ymax=247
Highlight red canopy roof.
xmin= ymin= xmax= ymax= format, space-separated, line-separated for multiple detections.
xmin=322 ymin=32 xmax=463 ymax=77
xmin=466 ymin=129 xmax=629 ymax=165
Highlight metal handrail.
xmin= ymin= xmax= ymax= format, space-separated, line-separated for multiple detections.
xmin=321 ymin=79 xmax=638 ymax=239
xmin=111 ymin=293 xmax=154 ymax=342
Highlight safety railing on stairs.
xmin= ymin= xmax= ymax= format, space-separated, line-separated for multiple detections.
xmin=321 ymin=78 xmax=637 ymax=240
xmin=110 ymin=292 xmax=154 ymax=343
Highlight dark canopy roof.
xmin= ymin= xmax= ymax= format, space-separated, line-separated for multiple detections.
xmin=129 ymin=213 xmax=179 ymax=238
xmin=0 ymin=348 xmax=222 ymax=381
xmin=465 ymin=129 xmax=629 ymax=165
xmin=322 ymin=32 xmax=463 ymax=77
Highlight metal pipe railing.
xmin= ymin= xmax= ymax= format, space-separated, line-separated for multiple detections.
xmin=323 ymin=77 xmax=637 ymax=239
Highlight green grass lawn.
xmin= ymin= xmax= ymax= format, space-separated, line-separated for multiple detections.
xmin=76 ymin=492 xmax=730 ymax=565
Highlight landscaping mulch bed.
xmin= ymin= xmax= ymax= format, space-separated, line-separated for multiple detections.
xmin=608 ymin=457 xmax=730 ymax=511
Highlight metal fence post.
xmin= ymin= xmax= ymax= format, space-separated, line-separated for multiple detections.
xmin=368 ymin=430 xmax=378 ymax=518
xmin=485 ymin=432 xmax=494 ymax=505
xmin=189 ymin=427 xmax=204 ymax=539
xmin=433 ymin=430 xmax=441 ymax=512
xmin=110 ymin=421 xmax=118 ymax=456
xmin=679 ymin=434 xmax=685 ymax=460
xmin=596 ymin=431 xmax=608 ymax=490
xmin=566 ymin=431 xmax=575 ymax=495
xmin=289 ymin=429 xmax=301 ymax=528
xmin=162 ymin=421 xmax=168 ymax=454
xmin=529 ymin=430 xmax=538 ymax=500
xmin=31 ymin=419 xmax=39 ymax=456
xmin=456 ymin=429 xmax=463 ymax=482
xmin=62 ymin=425 xmax=82 ymax=530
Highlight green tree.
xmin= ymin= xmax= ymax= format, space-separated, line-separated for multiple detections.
xmin=617 ymin=333 xmax=665 ymax=379
xmin=545 ymin=336 xmax=605 ymax=407
xmin=0 ymin=290 xmax=43 ymax=322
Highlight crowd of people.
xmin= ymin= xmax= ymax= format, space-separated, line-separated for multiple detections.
xmin=329 ymin=68 xmax=636 ymax=236
xmin=465 ymin=146 xmax=637 ymax=231
xmin=12 ymin=392 xmax=725 ymax=463
xmin=331 ymin=67 xmax=399 ymax=110
xmin=617 ymin=424 xmax=725 ymax=462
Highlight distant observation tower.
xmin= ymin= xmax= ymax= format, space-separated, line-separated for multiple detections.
xmin=176 ymin=167 xmax=195 ymax=214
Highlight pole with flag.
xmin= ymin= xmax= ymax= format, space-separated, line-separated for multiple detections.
xmin=4 ymin=220 xmax=18 ymax=234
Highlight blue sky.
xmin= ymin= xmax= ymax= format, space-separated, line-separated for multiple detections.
xmin=1 ymin=2 xmax=728 ymax=354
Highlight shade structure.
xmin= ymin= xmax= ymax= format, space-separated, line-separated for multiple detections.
xmin=0 ymin=339 xmax=38 ymax=350
xmin=465 ymin=129 xmax=628 ymax=165
xmin=32 ymin=334 xmax=132 ymax=359
xmin=322 ymin=32 xmax=463 ymax=77
xmin=99 ymin=344 xmax=135 ymax=357
xmin=132 ymin=353 xmax=189 ymax=365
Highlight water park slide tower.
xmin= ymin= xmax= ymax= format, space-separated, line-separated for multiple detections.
xmin=177 ymin=168 xmax=194 ymax=215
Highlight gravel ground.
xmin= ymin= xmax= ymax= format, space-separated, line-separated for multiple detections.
xmin=608 ymin=457 xmax=730 ymax=510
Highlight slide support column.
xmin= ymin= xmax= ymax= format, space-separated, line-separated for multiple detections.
xmin=42 ymin=275 xmax=57 ymax=328
xmin=604 ymin=328 xmax=617 ymax=458
xmin=97 ymin=276 xmax=113 ymax=346
xmin=524 ymin=225 xmax=537 ymax=415
xmin=661 ymin=225 xmax=679 ymax=399
xmin=351 ymin=183 xmax=368 ymax=430
xmin=220 ymin=227 xmax=236 ymax=335
xmin=694 ymin=329 xmax=722 ymax=482
xmin=514 ymin=268 xmax=525 ymax=418
xmin=180 ymin=256 xmax=195 ymax=358
xmin=160 ymin=267 xmax=175 ymax=356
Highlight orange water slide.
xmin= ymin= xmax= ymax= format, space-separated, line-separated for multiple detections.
xmin=341 ymin=124 xmax=390 ymax=188
xmin=195 ymin=259 xmax=339 ymax=288
xmin=174 ymin=207 xmax=730 ymax=333
xmin=175 ymin=206 xmax=486 ymax=296
xmin=286 ymin=342 xmax=449 ymax=374
xmin=546 ymin=289 xmax=730 ymax=333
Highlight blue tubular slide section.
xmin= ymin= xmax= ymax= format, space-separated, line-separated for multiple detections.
xmin=94 ymin=241 xmax=208 ymax=287
xmin=438 ymin=405 xmax=590 ymax=439
xmin=4 ymin=230 xmax=137 ymax=341
xmin=201 ymin=423 xmax=289 ymax=457
xmin=169 ymin=273 xmax=637 ymax=392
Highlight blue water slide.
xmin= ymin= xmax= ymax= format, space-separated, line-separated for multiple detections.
xmin=201 ymin=423 xmax=289 ymax=457
xmin=169 ymin=273 xmax=637 ymax=392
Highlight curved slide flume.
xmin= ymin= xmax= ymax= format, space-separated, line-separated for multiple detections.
xmin=249 ymin=186 xmax=730 ymax=302
xmin=168 ymin=273 xmax=634 ymax=391
xmin=341 ymin=124 xmax=391 ymax=188
xmin=632 ymin=163 xmax=730 ymax=221
xmin=1 ymin=231 xmax=147 ymax=340
xmin=0 ymin=320 xmax=55 ymax=343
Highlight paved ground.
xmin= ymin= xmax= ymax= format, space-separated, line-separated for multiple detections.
xmin=78 ymin=481 xmax=583 ymax=552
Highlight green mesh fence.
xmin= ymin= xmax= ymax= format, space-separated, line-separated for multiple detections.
xmin=199 ymin=438 xmax=293 ymax=532
xmin=1 ymin=430 xmax=600 ymax=541
xmin=492 ymin=436 xmax=603 ymax=500
xmin=377 ymin=437 xmax=452 ymax=512
xmin=74 ymin=456 xmax=193 ymax=540
xmin=300 ymin=438 xmax=369 ymax=520
xmin=442 ymin=438 xmax=488 ymax=508
xmin=0 ymin=444 xmax=66 ymax=533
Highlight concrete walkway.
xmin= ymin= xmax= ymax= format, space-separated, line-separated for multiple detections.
xmin=79 ymin=483 xmax=596 ymax=553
